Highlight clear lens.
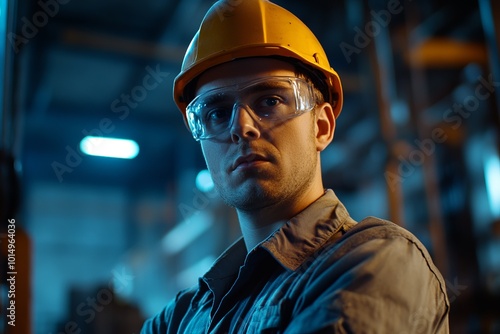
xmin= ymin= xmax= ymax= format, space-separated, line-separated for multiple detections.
xmin=186 ymin=76 xmax=316 ymax=140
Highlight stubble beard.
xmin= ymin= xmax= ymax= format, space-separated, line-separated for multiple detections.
xmin=214 ymin=148 xmax=318 ymax=213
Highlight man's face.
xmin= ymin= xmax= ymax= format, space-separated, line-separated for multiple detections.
xmin=194 ymin=58 xmax=324 ymax=212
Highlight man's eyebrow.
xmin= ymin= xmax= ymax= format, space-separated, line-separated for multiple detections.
xmin=202 ymin=92 xmax=232 ymax=105
xmin=201 ymin=80 xmax=291 ymax=104
xmin=243 ymin=80 xmax=291 ymax=95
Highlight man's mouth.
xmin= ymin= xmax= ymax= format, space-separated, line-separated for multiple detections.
xmin=231 ymin=153 xmax=269 ymax=171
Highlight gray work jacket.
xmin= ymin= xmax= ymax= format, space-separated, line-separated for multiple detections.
xmin=142 ymin=190 xmax=450 ymax=333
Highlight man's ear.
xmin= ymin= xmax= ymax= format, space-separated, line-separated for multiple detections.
xmin=315 ymin=102 xmax=336 ymax=152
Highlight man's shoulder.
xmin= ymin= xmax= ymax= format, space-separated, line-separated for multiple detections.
xmin=341 ymin=216 xmax=425 ymax=247
xmin=322 ymin=216 xmax=445 ymax=286
xmin=319 ymin=215 xmax=440 ymax=274
xmin=314 ymin=215 xmax=448 ymax=291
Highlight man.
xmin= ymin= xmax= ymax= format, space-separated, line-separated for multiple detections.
xmin=142 ymin=0 xmax=450 ymax=332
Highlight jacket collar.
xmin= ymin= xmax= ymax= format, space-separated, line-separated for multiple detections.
xmin=203 ymin=189 xmax=354 ymax=283
xmin=260 ymin=189 xmax=353 ymax=271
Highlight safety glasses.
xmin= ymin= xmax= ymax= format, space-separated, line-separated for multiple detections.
xmin=186 ymin=76 xmax=316 ymax=140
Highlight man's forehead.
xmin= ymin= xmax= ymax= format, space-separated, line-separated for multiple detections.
xmin=194 ymin=58 xmax=296 ymax=95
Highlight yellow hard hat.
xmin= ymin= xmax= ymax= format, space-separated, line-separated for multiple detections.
xmin=173 ymin=0 xmax=343 ymax=120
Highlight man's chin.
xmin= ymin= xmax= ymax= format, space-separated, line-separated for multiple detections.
xmin=220 ymin=183 xmax=277 ymax=211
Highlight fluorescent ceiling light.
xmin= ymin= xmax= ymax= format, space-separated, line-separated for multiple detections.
xmin=80 ymin=136 xmax=139 ymax=159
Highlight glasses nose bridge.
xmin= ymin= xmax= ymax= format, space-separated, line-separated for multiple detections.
xmin=229 ymin=101 xmax=261 ymax=127
xmin=227 ymin=100 xmax=263 ymax=141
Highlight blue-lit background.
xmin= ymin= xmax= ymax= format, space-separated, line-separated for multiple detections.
xmin=1 ymin=0 xmax=499 ymax=333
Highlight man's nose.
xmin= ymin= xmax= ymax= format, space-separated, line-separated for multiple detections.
xmin=229 ymin=104 xmax=261 ymax=143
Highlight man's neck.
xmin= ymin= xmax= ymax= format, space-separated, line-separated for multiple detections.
xmin=237 ymin=186 xmax=326 ymax=252
xmin=238 ymin=214 xmax=286 ymax=252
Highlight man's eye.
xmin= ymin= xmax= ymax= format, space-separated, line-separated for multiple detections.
xmin=206 ymin=108 xmax=231 ymax=122
xmin=259 ymin=97 xmax=281 ymax=108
